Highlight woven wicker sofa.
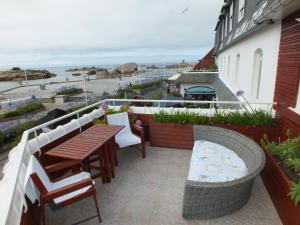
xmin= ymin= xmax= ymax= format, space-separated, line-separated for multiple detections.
xmin=182 ymin=125 xmax=265 ymax=219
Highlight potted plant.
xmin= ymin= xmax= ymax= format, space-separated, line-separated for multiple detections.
xmin=149 ymin=109 xmax=278 ymax=149
xmin=261 ymin=131 xmax=300 ymax=225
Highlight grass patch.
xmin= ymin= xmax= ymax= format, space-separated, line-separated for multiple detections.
xmin=0 ymin=120 xmax=40 ymax=152
xmin=0 ymin=102 xmax=45 ymax=120
xmin=56 ymin=88 xmax=83 ymax=96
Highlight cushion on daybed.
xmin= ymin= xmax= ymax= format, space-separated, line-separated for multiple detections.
xmin=188 ymin=141 xmax=248 ymax=182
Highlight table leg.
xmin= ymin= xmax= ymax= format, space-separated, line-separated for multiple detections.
xmin=108 ymin=140 xmax=115 ymax=178
xmin=113 ymin=137 xmax=119 ymax=166
xmin=99 ymin=148 xmax=106 ymax=184
xmin=103 ymin=144 xmax=111 ymax=183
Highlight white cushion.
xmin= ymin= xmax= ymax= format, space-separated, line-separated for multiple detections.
xmin=188 ymin=141 xmax=247 ymax=182
xmin=106 ymin=112 xmax=141 ymax=148
xmin=47 ymin=126 xmax=66 ymax=141
xmin=25 ymin=155 xmax=93 ymax=205
xmin=64 ymin=119 xmax=80 ymax=132
xmin=116 ymin=133 xmax=141 ymax=148
xmin=53 ymin=172 xmax=92 ymax=204
xmin=88 ymin=109 xmax=103 ymax=120
xmin=79 ymin=114 xmax=92 ymax=126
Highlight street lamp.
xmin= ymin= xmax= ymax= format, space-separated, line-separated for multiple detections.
xmin=82 ymin=75 xmax=88 ymax=106
xmin=24 ymin=69 xmax=28 ymax=86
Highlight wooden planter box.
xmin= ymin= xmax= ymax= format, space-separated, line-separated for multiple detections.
xmin=149 ymin=121 xmax=194 ymax=149
xmin=214 ymin=124 xmax=279 ymax=144
xmin=261 ymin=148 xmax=300 ymax=225
xmin=149 ymin=121 xmax=279 ymax=149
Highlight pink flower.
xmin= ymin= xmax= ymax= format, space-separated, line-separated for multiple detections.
xmin=136 ymin=120 xmax=142 ymax=126
xmin=127 ymin=108 xmax=134 ymax=115
xmin=100 ymin=103 xmax=108 ymax=110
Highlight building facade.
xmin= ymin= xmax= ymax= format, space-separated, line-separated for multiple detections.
xmin=214 ymin=0 xmax=300 ymax=136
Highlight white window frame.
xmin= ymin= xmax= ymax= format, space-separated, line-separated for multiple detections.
xmin=251 ymin=49 xmax=263 ymax=100
xmin=225 ymin=14 xmax=228 ymax=36
xmin=229 ymin=3 xmax=233 ymax=31
xmin=238 ymin=0 xmax=245 ymax=22
xmin=234 ymin=54 xmax=240 ymax=88
xmin=222 ymin=20 xmax=225 ymax=39
xmin=227 ymin=56 xmax=231 ymax=82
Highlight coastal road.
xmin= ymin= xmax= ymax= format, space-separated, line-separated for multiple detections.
xmin=1 ymin=75 xmax=141 ymax=100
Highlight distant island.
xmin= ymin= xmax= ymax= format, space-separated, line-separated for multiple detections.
xmin=0 ymin=67 xmax=56 ymax=81
xmin=66 ymin=63 xmax=139 ymax=77
xmin=165 ymin=60 xmax=193 ymax=69
xmin=66 ymin=66 xmax=108 ymax=72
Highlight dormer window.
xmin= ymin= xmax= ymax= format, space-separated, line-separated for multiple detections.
xmin=238 ymin=0 xmax=245 ymax=22
xmin=229 ymin=3 xmax=233 ymax=31
xmin=225 ymin=14 xmax=228 ymax=36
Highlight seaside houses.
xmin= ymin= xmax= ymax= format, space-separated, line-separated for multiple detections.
xmin=214 ymin=0 xmax=300 ymax=138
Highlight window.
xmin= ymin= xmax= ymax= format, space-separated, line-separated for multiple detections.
xmin=227 ymin=56 xmax=231 ymax=81
xmin=238 ymin=0 xmax=245 ymax=22
xmin=229 ymin=3 xmax=233 ymax=31
xmin=251 ymin=49 xmax=263 ymax=100
xmin=234 ymin=54 xmax=240 ymax=87
xmin=224 ymin=14 xmax=228 ymax=36
xmin=222 ymin=20 xmax=225 ymax=39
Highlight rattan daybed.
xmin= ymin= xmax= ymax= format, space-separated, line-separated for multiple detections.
xmin=182 ymin=125 xmax=265 ymax=219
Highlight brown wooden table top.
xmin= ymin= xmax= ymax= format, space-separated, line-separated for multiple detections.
xmin=45 ymin=124 xmax=124 ymax=160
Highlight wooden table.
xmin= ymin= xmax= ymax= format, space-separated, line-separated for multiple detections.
xmin=45 ymin=124 xmax=123 ymax=183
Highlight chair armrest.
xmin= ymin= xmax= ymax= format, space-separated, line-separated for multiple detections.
xmin=132 ymin=124 xmax=144 ymax=133
xmin=43 ymin=178 xmax=94 ymax=203
xmin=45 ymin=160 xmax=82 ymax=174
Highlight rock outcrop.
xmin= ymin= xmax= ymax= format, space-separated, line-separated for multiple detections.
xmin=165 ymin=60 xmax=193 ymax=69
xmin=0 ymin=69 xmax=56 ymax=81
xmin=116 ymin=63 xmax=138 ymax=74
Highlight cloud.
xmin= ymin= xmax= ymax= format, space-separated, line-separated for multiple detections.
xmin=0 ymin=0 xmax=223 ymax=67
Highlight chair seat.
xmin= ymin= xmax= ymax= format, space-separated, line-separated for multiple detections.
xmin=116 ymin=133 xmax=141 ymax=148
xmin=53 ymin=172 xmax=93 ymax=204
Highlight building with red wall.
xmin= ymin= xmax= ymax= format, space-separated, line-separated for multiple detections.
xmin=193 ymin=48 xmax=216 ymax=71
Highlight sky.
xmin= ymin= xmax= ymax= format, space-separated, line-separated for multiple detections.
xmin=0 ymin=0 xmax=223 ymax=68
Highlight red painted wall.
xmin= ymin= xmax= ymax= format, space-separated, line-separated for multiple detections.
xmin=274 ymin=9 xmax=300 ymax=139
xmin=193 ymin=48 xmax=216 ymax=70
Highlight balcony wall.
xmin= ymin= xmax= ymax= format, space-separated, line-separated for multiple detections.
xmin=274 ymin=9 xmax=300 ymax=139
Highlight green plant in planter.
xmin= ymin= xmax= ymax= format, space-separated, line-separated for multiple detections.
xmin=153 ymin=109 xmax=274 ymax=126
xmin=261 ymin=130 xmax=300 ymax=205
xmin=152 ymin=111 xmax=209 ymax=124
xmin=289 ymin=182 xmax=300 ymax=205
xmin=211 ymin=109 xmax=274 ymax=127
xmin=287 ymin=158 xmax=300 ymax=173
xmin=94 ymin=104 xmax=136 ymax=124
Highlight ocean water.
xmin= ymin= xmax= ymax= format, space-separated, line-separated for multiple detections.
xmin=0 ymin=64 xmax=189 ymax=92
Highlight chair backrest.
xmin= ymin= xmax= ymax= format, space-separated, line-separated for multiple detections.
xmin=28 ymin=156 xmax=53 ymax=191
xmin=25 ymin=155 xmax=53 ymax=203
xmin=106 ymin=112 xmax=131 ymax=136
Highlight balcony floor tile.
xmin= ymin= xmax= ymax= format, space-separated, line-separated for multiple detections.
xmin=45 ymin=143 xmax=282 ymax=225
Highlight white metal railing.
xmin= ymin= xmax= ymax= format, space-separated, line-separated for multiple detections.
xmin=0 ymin=98 xmax=276 ymax=225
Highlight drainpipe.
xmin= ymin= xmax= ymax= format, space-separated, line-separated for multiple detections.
xmin=255 ymin=0 xmax=297 ymax=24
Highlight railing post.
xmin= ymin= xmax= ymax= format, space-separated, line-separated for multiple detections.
xmin=77 ymin=112 xmax=81 ymax=132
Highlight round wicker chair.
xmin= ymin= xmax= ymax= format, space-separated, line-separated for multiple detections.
xmin=182 ymin=125 xmax=265 ymax=220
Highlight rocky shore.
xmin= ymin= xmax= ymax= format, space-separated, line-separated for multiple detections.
xmin=165 ymin=60 xmax=193 ymax=69
xmin=0 ymin=68 xmax=56 ymax=81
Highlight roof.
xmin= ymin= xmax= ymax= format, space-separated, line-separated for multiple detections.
xmin=168 ymin=73 xmax=182 ymax=81
xmin=176 ymin=72 xmax=218 ymax=84
xmin=193 ymin=48 xmax=216 ymax=71
xmin=185 ymin=86 xmax=216 ymax=94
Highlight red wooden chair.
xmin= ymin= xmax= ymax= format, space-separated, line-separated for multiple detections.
xmin=25 ymin=155 xmax=101 ymax=225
